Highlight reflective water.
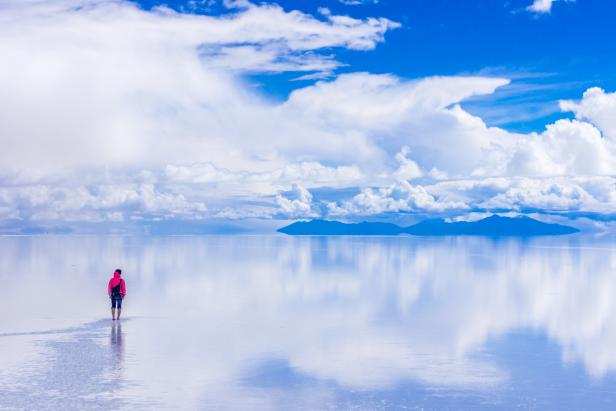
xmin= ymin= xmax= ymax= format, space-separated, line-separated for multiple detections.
xmin=2 ymin=234 xmax=616 ymax=409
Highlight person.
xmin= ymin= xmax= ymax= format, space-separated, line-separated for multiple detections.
xmin=107 ymin=269 xmax=126 ymax=320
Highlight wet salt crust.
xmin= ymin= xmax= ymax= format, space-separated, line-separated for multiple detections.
xmin=2 ymin=234 xmax=616 ymax=409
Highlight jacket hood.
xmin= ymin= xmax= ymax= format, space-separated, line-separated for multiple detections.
xmin=110 ymin=270 xmax=122 ymax=288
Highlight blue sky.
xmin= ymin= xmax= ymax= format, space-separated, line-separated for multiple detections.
xmin=1 ymin=0 xmax=616 ymax=233
xmin=295 ymin=0 xmax=614 ymax=132
xmin=141 ymin=0 xmax=616 ymax=132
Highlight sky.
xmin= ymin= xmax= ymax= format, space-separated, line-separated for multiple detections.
xmin=1 ymin=0 xmax=616 ymax=233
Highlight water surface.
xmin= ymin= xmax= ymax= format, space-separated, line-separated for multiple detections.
xmin=2 ymin=234 xmax=616 ymax=409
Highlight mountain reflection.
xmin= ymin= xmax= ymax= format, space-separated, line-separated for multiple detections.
xmin=2 ymin=234 xmax=616 ymax=408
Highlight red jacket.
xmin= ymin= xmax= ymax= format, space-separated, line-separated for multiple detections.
xmin=108 ymin=272 xmax=126 ymax=298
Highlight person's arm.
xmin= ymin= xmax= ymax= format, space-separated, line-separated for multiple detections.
xmin=107 ymin=279 xmax=112 ymax=297
xmin=120 ymin=279 xmax=126 ymax=298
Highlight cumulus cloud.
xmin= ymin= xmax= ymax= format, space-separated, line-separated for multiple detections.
xmin=328 ymin=176 xmax=616 ymax=218
xmin=0 ymin=182 xmax=208 ymax=223
xmin=0 ymin=0 xmax=615 ymax=229
xmin=164 ymin=161 xmax=363 ymax=194
xmin=526 ymin=0 xmax=575 ymax=14
xmin=392 ymin=146 xmax=423 ymax=181
xmin=0 ymin=0 xmax=398 ymax=172
xmin=281 ymin=73 xmax=616 ymax=183
xmin=282 ymin=73 xmax=512 ymax=176
xmin=527 ymin=0 xmax=555 ymax=13
xmin=327 ymin=181 xmax=466 ymax=216
xmin=560 ymin=88 xmax=616 ymax=141
xmin=276 ymin=184 xmax=316 ymax=217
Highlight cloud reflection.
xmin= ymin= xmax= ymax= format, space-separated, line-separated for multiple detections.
xmin=2 ymin=235 xmax=616 ymax=407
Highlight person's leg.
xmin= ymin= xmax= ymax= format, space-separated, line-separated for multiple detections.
xmin=111 ymin=298 xmax=117 ymax=320
xmin=116 ymin=298 xmax=122 ymax=320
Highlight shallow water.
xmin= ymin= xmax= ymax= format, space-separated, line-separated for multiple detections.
xmin=2 ymin=234 xmax=616 ymax=409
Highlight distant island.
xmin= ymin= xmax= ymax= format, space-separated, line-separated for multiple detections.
xmin=278 ymin=215 xmax=579 ymax=236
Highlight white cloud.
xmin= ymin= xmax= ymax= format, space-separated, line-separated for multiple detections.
xmin=0 ymin=183 xmax=208 ymax=222
xmin=276 ymin=184 xmax=316 ymax=217
xmin=526 ymin=0 xmax=575 ymax=14
xmin=281 ymin=73 xmax=616 ymax=183
xmin=327 ymin=181 xmax=468 ymax=216
xmin=561 ymin=88 xmax=616 ymax=141
xmin=164 ymin=161 xmax=363 ymax=195
xmin=527 ymin=0 xmax=555 ymax=13
xmin=393 ymin=146 xmax=423 ymax=181
xmin=0 ymin=0 xmax=398 ymax=172
xmin=328 ymin=176 xmax=616 ymax=217
xmin=478 ymin=177 xmax=614 ymax=212
xmin=282 ymin=73 xmax=512 ymax=176
xmin=0 ymin=0 xmax=615 ymax=227
xmin=338 ymin=0 xmax=378 ymax=5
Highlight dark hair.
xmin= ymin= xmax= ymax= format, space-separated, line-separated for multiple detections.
xmin=115 ymin=269 xmax=122 ymax=274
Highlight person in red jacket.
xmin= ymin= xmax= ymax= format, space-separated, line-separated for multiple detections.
xmin=107 ymin=269 xmax=126 ymax=320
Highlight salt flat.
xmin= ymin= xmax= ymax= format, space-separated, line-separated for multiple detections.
xmin=2 ymin=234 xmax=616 ymax=409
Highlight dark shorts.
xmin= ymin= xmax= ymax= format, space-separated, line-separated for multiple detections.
xmin=111 ymin=296 xmax=123 ymax=309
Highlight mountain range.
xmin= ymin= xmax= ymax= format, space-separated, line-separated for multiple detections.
xmin=277 ymin=215 xmax=579 ymax=236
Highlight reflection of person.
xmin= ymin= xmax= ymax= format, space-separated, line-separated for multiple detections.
xmin=111 ymin=321 xmax=123 ymax=348
xmin=110 ymin=321 xmax=124 ymax=371
xmin=107 ymin=269 xmax=127 ymax=320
